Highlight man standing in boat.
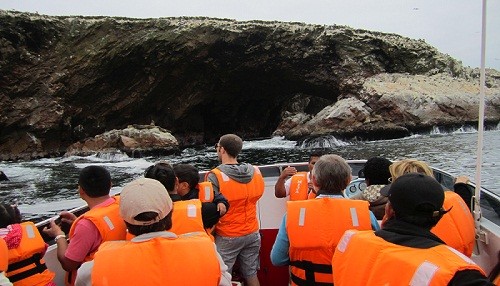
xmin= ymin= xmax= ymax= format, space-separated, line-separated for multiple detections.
xmin=270 ymin=154 xmax=379 ymax=286
xmin=206 ymin=134 xmax=265 ymax=286
xmin=43 ymin=165 xmax=127 ymax=285
xmin=274 ymin=151 xmax=322 ymax=200
xmin=332 ymin=173 xmax=492 ymax=285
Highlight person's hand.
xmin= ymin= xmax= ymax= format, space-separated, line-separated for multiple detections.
xmin=217 ymin=202 xmax=227 ymax=216
xmin=280 ymin=166 xmax=297 ymax=179
xmin=42 ymin=220 xmax=65 ymax=238
xmin=59 ymin=211 xmax=77 ymax=225
xmin=455 ymin=175 xmax=470 ymax=185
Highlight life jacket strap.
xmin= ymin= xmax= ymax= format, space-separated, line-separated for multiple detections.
xmin=7 ymin=253 xmax=47 ymax=282
xmin=290 ymin=260 xmax=333 ymax=286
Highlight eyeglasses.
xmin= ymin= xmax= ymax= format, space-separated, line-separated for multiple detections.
xmin=214 ymin=143 xmax=220 ymax=151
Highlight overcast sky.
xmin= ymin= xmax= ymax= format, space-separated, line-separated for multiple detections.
xmin=1 ymin=0 xmax=499 ymax=70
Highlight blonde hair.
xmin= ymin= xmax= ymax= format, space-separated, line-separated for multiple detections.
xmin=389 ymin=159 xmax=433 ymax=180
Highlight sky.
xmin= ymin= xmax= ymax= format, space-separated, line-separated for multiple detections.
xmin=1 ymin=0 xmax=499 ymax=70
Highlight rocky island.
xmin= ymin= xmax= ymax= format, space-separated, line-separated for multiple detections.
xmin=0 ymin=10 xmax=499 ymax=160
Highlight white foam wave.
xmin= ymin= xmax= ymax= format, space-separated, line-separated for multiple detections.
xmin=243 ymin=136 xmax=298 ymax=149
xmin=300 ymin=135 xmax=350 ymax=148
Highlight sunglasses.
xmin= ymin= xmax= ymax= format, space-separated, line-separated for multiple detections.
xmin=214 ymin=143 xmax=220 ymax=151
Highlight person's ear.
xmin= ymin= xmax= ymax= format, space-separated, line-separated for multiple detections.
xmin=385 ymin=202 xmax=395 ymax=218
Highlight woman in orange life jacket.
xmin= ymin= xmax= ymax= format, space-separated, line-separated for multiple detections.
xmin=380 ymin=159 xmax=475 ymax=257
xmin=0 ymin=203 xmax=55 ymax=286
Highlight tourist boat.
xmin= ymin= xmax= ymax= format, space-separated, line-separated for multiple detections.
xmin=32 ymin=160 xmax=500 ymax=285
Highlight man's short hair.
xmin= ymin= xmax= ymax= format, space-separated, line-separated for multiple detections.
xmin=173 ymin=164 xmax=200 ymax=189
xmin=78 ymin=165 xmax=112 ymax=198
xmin=308 ymin=151 xmax=323 ymax=162
xmin=312 ymin=154 xmax=351 ymax=193
xmin=219 ymin=134 xmax=243 ymax=158
xmin=362 ymin=157 xmax=392 ymax=185
xmin=126 ymin=212 xmax=173 ymax=236
xmin=144 ymin=161 xmax=176 ymax=192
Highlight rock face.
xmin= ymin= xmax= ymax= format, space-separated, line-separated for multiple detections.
xmin=0 ymin=10 xmax=499 ymax=160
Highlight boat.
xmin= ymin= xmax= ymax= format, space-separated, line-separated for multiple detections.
xmin=32 ymin=160 xmax=500 ymax=285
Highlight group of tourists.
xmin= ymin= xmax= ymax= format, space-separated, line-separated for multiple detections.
xmin=271 ymin=154 xmax=492 ymax=285
xmin=0 ymin=133 xmax=496 ymax=285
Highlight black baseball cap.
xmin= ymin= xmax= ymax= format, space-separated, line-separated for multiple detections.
xmin=384 ymin=173 xmax=445 ymax=218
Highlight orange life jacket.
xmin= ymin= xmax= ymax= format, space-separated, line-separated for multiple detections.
xmin=332 ymin=230 xmax=485 ymax=286
xmin=197 ymin=181 xmax=215 ymax=203
xmin=91 ymin=232 xmax=221 ymax=285
xmin=209 ymin=166 xmax=264 ymax=237
xmin=170 ymin=199 xmax=205 ymax=235
xmin=286 ymin=198 xmax=372 ymax=286
xmin=431 ymin=191 xmax=475 ymax=257
xmin=6 ymin=222 xmax=55 ymax=286
xmin=289 ymin=172 xmax=309 ymax=201
xmin=307 ymin=190 xmax=317 ymax=200
xmin=66 ymin=196 xmax=126 ymax=286
xmin=0 ymin=238 xmax=7 ymax=272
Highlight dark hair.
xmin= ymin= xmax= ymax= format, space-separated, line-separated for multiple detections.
xmin=363 ymin=157 xmax=392 ymax=185
xmin=309 ymin=151 xmax=324 ymax=162
xmin=219 ymin=134 xmax=243 ymax=158
xmin=144 ymin=162 xmax=176 ymax=192
xmin=78 ymin=166 xmax=112 ymax=198
xmin=126 ymin=211 xmax=173 ymax=236
xmin=0 ymin=203 xmax=22 ymax=228
xmin=173 ymin=164 xmax=199 ymax=189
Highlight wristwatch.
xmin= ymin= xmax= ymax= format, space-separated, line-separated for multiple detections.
xmin=55 ymin=234 xmax=66 ymax=243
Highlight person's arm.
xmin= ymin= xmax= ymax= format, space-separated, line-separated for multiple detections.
xmin=270 ymin=214 xmax=290 ymax=266
xmin=275 ymin=166 xmax=296 ymax=198
xmin=369 ymin=211 xmax=380 ymax=231
xmin=0 ymin=272 xmax=12 ymax=286
xmin=42 ymin=220 xmax=82 ymax=271
xmin=214 ymin=244 xmax=232 ymax=286
xmin=454 ymin=176 xmax=473 ymax=210
xmin=213 ymin=192 xmax=230 ymax=215
xmin=75 ymin=260 xmax=94 ymax=286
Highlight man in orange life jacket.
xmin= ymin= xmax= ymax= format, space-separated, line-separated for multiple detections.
xmin=144 ymin=161 xmax=212 ymax=236
xmin=74 ymin=177 xmax=232 ymax=286
xmin=271 ymin=154 xmax=380 ymax=286
xmin=43 ymin=166 xmax=127 ymax=285
xmin=206 ymin=134 xmax=265 ymax=286
xmin=173 ymin=163 xmax=230 ymax=229
xmin=274 ymin=151 xmax=322 ymax=200
xmin=332 ymin=173 xmax=492 ymax=286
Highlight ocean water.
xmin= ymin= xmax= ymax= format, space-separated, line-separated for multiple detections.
xmin=1 ymin=128 xmax=499 ymax=220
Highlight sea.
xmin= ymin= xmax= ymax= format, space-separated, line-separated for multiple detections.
xmin=1 ymin=126 xmax=499 ymax=221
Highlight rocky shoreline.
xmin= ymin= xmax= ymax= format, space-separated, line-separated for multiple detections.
xmin=0 ymin=11 xmax=499 ymax=160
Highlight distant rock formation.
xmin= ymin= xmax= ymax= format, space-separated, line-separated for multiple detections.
xmin=0 ymin=10 xmax=499 ymax=160
xmin=65 ymin=125 xmax=179 ymax=157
